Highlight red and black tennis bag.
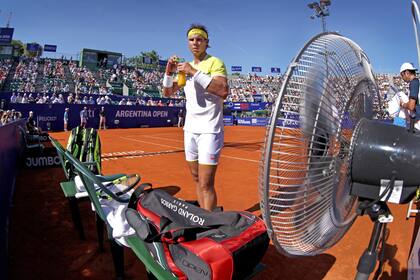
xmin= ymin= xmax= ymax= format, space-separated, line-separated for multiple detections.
xmin=125 ymin=186 xmax=269 ymax=280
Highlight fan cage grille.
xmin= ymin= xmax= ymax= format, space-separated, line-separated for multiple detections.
xmin=259 ymin=33 xmax=382 ymax=256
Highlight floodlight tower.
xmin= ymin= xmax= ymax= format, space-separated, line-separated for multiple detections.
xmin=308 ymin=0 xmax=331 ymax=32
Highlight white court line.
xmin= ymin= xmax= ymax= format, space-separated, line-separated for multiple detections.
xmin=120 ymin=136 xmax=183 ymax=150
xmin=143 ymin=134 xmax=263 ymax=146
xmin=220 ymin=155 xmax=259 ymax=163
xmin=143 ymin=134 xmax=183 ymax=143
xmin=121 ymin=136 xmax=259 ymax=163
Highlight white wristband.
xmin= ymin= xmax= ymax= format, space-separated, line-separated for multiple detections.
xmin=163 ymin=74 xmax=173 ymax=88
xmin=193 ymin=71 xmax=212 ymax=89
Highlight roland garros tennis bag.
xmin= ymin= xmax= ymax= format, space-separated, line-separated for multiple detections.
xmin=66 ymin=126 xmax=101 ymax=177
xmin=125 ymin=186 xmax=269 ymax=280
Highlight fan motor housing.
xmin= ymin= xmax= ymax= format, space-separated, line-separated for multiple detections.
xmin=350 ymin=119 xmax=420 ymax=204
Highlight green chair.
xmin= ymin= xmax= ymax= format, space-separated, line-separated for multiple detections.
xmin=50 ymin=137 xmax=177 ymax=280
xmin=51 ymin=136 xmax=139 ymax=245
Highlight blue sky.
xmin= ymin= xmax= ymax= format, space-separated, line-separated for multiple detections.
xmin=1 ymin=0 xmax=418 ymax=74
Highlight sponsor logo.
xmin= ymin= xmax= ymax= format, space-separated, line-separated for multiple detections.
xmin=25 ymin=155 xmax=61 ymax=167
xmin=38 ymin=116 xmax=57 ymax=122
xmin=160 ymin=198 xmax=205 ymax=225
xmin=115 ymin=110 xmax=169 ymax=118
xmin=181 ymin=259 xmax=209 ymax=276
xmin=237 ymin=119 xmax=251 ymax=125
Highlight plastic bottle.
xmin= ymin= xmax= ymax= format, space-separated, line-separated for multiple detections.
xmin=176 ymin=58 xmax=186 ymax=88
xmin=177 ymin=72 xmax=186 ymax=88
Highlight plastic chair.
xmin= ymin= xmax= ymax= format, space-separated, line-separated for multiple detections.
xmin=50 ymin=137 xmax=178 ymax=280
xmin=50 ymin=136 xmax=139 ymax=244
xmin=51 ymin=137 xmax=136 ymax=279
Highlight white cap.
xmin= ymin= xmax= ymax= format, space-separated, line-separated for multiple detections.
xmin=400 ymin=62 xmax=417 ymax=73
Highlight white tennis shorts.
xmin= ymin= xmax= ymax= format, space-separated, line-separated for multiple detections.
xmin=184 ymin=131 xmax=224 ymax=165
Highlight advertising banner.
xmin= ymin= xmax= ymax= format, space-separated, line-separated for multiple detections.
xmin=26 ymin=43 xmax=40 ymax=52
xmin=225 ymin=102 xmax=271 ymax=111
xmin=251 ymin=66 xmax=262 ymax=72
xmin=8 ymin=103 xmax=181 ymax=131
xmin=271 ymin=67 xmax=281 ymax=73
xmin=223 ymin=115 xmax=234 ymax=126
xmin=231 ymin=66 xmax=242 ymax=72
xmin=236 ymin=117 xmax=268 ymax=126
xmin=44 ymin=44 xmax=57 ymax=52
xmin=0 ymin=119 xmax=25 ymax=278
xmin=0 ymin=27 xmax=14 ymax=43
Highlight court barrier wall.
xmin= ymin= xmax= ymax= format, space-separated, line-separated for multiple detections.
xmin=8 ymin=103 xmax=181 ymax=131
xmin=0 ymin=119 xmax=25 ymax=279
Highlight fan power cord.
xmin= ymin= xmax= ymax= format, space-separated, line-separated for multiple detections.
xmin=359 ymin=176 xmax=396 ymax=212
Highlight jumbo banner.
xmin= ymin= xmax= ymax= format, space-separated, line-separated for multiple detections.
xmin=9 ymin=104 xmax=181 ymax=131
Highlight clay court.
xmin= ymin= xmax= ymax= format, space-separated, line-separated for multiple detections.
xmin=8 ymin=126 xmax=418 ymax=280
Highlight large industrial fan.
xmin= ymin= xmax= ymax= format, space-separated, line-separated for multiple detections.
xmin=259 ymin=32 xmax=420 ymax=280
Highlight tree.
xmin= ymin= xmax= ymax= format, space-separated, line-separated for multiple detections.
xmin=141 ymin=50 xmax=160 ymax=64
xmin=11 ymin=40 xmax=24 ymax=56
xmin=125 ymin=50 xmax=163 ymax=68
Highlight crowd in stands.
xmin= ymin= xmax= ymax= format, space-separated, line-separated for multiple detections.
xmin=3 ymin=56 xmax=419 ymax=121
xmin=228 ymin=74 xmax=282 ymax=103
xmin=8 ymin=90 xmax=186 ymax=107
xmin=40 ymin=59 xmax=70 ymax=94
xmin=10 ymin=57 xmax=39 ymax=92
xmin=0 ymin=109 xmax=22 ymax=126
xmin=0 ymin=59 xmax=13 ymax=89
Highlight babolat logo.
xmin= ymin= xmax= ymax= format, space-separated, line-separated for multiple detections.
xmin=26 ymin=155 xmax=61 ymax=167
xmin=181 ymin=259 xmax=209 ymax=276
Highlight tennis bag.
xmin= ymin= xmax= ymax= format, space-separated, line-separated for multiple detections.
xmin=125 ymin=186 xmax=269 ymax=280
xmin=66 ymin=126 xmax=101 ymax=177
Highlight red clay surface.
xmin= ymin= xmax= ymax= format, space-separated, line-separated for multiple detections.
xmin=8 ymin=126 xmax=417 ymax=279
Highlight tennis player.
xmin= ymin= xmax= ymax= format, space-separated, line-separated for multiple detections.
xmin=162 ymin=24 xmax=229 ymax=211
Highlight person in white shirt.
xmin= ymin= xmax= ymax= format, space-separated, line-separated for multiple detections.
xmin=162 ymin=24 xmax=229 ymax=211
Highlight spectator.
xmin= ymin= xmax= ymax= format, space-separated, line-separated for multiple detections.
xmin=64 ymin=107 xmax=69 ymax=131
xmin=177 ymin=108 xmax=185 ymax=127
xmin=99 ymin=106 xmax=106 ymax=130
xmin=26 ymin=111 xmax=40 ymax=134
xmin=399 ymin=62 xmax=420 ymax=131
xmin=10 ymin=92 xmax=17 ymax=103
xmin=80 ymin=106 xmax=88 ymax=128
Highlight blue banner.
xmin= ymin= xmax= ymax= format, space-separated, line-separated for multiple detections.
xmin=8 ymin=104 xmax=182 ymax=131
xmin=44 ymin=44 xmax=57 ymax=52
xmin=159 ymin=59 xmax=168 ymax=66
xmin=223 ymin=115 xmax=234 ymax=126
xmin=0 ymin=28 xmax=14 ymax=43
xmin=277 ymin=112 xmax=300 ymax=128
xmin=253 ymin=95 xmax=263 ymax=102
xmin=0 ymin=119 xmax=25 ymax=278
xmin=251 ymin=66 xmax=262 ymax=72
xmin=231 ymin=66 xmax=242 ymax=72
xmin=271 ymin=67 xmax=281 ymax=73
xmin=236 ymin=117 xmax=268 ymax=126
xmin=26 ymin=43 xmax=40 ymax=52
xmin=225 ymin=102 xmax=271 ymax=111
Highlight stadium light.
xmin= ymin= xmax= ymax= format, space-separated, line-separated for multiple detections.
xmin=308 ymin=0 xmax=331 ymax=32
